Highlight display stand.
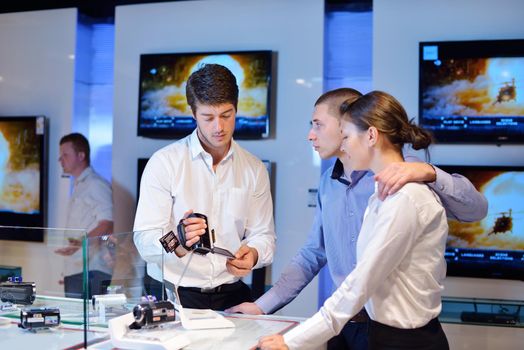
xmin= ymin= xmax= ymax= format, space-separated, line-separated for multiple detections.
xmin=108 ymin=312 xmax=190 ymax=350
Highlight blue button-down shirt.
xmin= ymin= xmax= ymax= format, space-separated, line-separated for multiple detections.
xmin=256 ymin=158 xmax=488 ymax=314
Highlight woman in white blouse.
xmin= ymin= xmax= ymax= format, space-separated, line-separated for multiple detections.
xmin=256 ymin=91 xmax=449 ymax=350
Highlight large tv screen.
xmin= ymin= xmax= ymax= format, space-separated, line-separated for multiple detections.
xmin=0 ymin=116 xmax=47 ymax=241
xmin=439 ymin=165 xmax=524 ymax=280
xmin=419 ymin=39 xmax=524 ymax=144
xmin=138 ymin=50 xmax=273 ymax=139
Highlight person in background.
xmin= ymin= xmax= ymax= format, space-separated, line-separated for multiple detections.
xmin=229 ymin=88 xmax=487 ymax=350
xmin=257 ymin=90 xmax=452 ymax=350
xmin=55 ymin=133 xmax=114 ymax=298
xmin=133 ymin=64 xmax=276 ymax=311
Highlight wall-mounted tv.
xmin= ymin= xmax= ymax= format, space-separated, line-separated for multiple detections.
xmin=0 ymin=116 xmax=47 ymax=241
xmin=138 ymin=50 xmax=273 ymax=139
xmin=419 ymin=39 xmax=524 ymax=144
xmin=439 ymin=165 xmax=524 ymax=280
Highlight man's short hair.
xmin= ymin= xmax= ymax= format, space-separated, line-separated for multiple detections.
xmin=60 ymin=133 xmax=90 ymax=165
xmin=314 ymin=88 xmax=363 ymax=121
xmin=186 ymin=64 xmax=239 ymax=114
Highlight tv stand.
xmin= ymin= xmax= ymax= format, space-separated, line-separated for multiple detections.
xmin=441 ymin=297 xmax=523 ymax=328
xmin=460 ymin=311 xmax=519 ymax=325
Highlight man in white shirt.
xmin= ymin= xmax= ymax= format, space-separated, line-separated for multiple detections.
xmin=133 ymin=64 xmax=276 ymax=311
xmin=55 ymin=133 xmax=114 ymax=298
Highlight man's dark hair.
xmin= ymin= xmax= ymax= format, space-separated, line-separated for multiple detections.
xmin=314 ymin=88 xmax=363 ymax=121
xmin=60 ymin=132 xmax=90 ymax=165
xmin=186 ymin=64 xmax=239 ymax=113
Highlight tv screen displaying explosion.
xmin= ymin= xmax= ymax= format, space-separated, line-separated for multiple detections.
xmin=421 ymin=57 xmax=524 ymax=120
xmin=447 ymin=168 xmax=524 ymax=251
xmin=0 ymin=119 xmax=41 ymax=214
xmin=138 ymin=51 xmax=271 ymax=138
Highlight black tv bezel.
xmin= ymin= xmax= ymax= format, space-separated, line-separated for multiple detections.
xmin=137 ymin=50 xmax=274 ymax=140
xmin=0 ymin=116 xmax=47 ymax=242
xmin=418 ymin=39 xmax=524 ymax=145
xmin=438 ymin=164 xmax=524 ymax=281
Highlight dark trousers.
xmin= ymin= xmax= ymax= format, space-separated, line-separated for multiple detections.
xmin=368 ymin=318 xmax=449 ymax=350
xmin=64 ymin=271 xmax=112 ymax=299
xmin=327 ymin=320 xmax=368 ymax=350
xmin=177 ymin=280 xmax=252 ymax=311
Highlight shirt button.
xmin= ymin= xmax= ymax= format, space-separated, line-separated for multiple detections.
xmin=439 ymin=185 xmax=445 ymax=190
xmin=349 ymin=211 xmax=354 ymax=216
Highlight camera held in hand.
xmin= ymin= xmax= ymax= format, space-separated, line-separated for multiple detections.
xmin=177 ymin=213 xmax=213 ymax=255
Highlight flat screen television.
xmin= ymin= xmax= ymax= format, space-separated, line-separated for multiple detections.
xmin=138 ymin=50 xmax=273 ymax=139
xmin=0 ymin=116 xmax=47 ymax=241
xmin=439 ymin=165 xmax=524 ymax=280
xmin=419 ymin=39 xmax=524 ymax=144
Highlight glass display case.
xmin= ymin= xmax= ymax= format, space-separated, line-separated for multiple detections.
xmin=84 ymin=228 xmax=165 ymax=346
xmin=0 ymin=226 xmax=165 ymax=348
xmin=0 ymin=225 xmax=89 ymax=349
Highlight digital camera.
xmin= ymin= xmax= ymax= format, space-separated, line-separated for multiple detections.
xmin=0 ymin=281 xmax=36 ymax=305
xmin=129 ymin=300 xmax=176 ymax=329
xmin=19 ymin=307 xmax=60 ymax=330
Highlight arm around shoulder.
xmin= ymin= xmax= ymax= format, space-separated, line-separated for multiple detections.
xmin=429 ymin=165 xmax=488 ymax=222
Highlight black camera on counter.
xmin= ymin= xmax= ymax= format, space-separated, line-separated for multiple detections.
xmin=129 ymin=300 xmax=176 ymax=329
xmin=0 ymin=280 xmax=36 ymax=305
xmin=177 ymin=213 xmax=212 ymax=254
xmin=19 ymin=307 xmax=60 ymax=330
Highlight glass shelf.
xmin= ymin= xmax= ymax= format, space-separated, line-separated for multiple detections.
xmin=440 ymin=296 xmax=523 ymax=328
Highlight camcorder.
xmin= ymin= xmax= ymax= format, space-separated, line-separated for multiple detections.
xmin=19 ymin=307 xmax=60 ymax=330
xmin=0 ymin=279 xmax=36 ymax=305
xmin=177 ymin=213 xmax=212 ymax=254
xmin=129 ymin=300 xmax=176 ymax=329
xmin=161 ymin=212 xmax=235 ymax=259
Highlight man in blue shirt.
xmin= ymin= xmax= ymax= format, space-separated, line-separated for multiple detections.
xmin=226 ymin=88 xmax=488 ymax=349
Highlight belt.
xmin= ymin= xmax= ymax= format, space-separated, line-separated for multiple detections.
xmin=349 ymin=308 xmax=369 ymax=323
xmin=178 ymin=280 xmax=243 ymax=294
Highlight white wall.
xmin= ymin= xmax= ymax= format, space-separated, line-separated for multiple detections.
xmin=374 ymin=0 xmax=524 ymax=346
xmin=0 ymin=9 xmax=78 ymax=293
xmin=112 ymin=0 xmax=323 ymax=317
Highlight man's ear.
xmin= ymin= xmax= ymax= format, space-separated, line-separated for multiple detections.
xmin=367 ymin=126 xmax=379 ymax=147
xmin=78 ymin=151 xmax=86 ymax=162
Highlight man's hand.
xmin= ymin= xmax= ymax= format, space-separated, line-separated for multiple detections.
xmin=225 ymin=302 xmax=264 ymax=315
xmin=252 ymin=334 xmax=289 ymax=350
xmin=54 ymin=237 xmax=82 ymax=256
xmin=181 ymin=210 xmax=207 ymax=248
xmin=226 ymin=245 xmax=258 ymax=277
xmin=374 ymin=162 xmax=436 ymax=201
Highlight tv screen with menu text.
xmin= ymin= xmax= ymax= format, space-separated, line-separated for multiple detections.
xmin=138 ymin=50 xmax=273 ymax=139
xmin=439 ymin=165 xmax=524 ymax=280
xmin=419 ymin=39 xmax=524 ymax=144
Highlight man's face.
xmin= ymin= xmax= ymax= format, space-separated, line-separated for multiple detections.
xmin=308 ymin=103 xmax=344 ymax=159
xmin=59 ymin=142 xmax=84 ymax=176
xmin=340 ymin=120 xmax=370 ymax=171
xmin=194 ymin=102 xmax=236 ymax=153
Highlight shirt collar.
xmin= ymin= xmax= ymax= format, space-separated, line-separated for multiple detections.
xmin=189 ymin=128 xmax=235 ymax=161
xmin=330 ymin=158 xmax=368 ymax=185
xmin=75 ymin=166 xmax=93 ymax=184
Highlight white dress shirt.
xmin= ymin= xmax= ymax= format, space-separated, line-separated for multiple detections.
xmin=284 ymin=182 xmax=448 ymax=350
xmin=133 ymin=130 xmax=276 ymax=289
xmin=64 ymin=167 xmax=113 ymax=276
